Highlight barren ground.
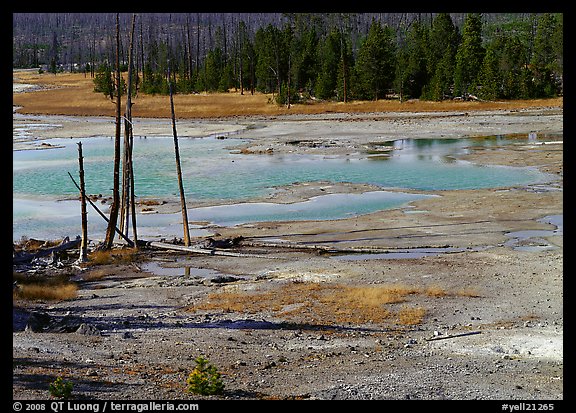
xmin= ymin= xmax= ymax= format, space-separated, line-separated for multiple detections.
xmin=13 ymin=70 xmax=563 ymax=402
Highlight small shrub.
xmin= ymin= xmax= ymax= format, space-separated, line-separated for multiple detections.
xmin=186 ymin=356 xmax=224 ymax=396
xmin=49 ymin=377 xmax=73 ymax=399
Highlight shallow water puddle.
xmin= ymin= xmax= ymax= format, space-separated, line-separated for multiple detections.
xmin=332 ymin=246 xmax=482 ymax=260
xmin=187 ymin=191 xmax=434 ymax=227
xmin=141 ymin=260 xmax=225 ymax=278
xmin=504 ymin=215 xmax=563 ymax=252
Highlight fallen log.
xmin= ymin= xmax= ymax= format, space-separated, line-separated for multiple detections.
xmin=13 ymin=237 xmax=82 ymax=264
xmin=147 ymin=241 xmax=280 ymax=259
xmin=424 ymin=331 xmax=482 ymax=342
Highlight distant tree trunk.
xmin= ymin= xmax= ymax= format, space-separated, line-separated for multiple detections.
xmin=340 ymin=23 xmax=348 ymax=103
xmin=186 ymin=14 xmax=193 ymax=82
xmin=168 ymin=62 xmax=191 ymax=246
xmin=287 ymin=53 xmax=291 ymax=109
xmin=222 ymin=13 xmax=228 ymax=68
xmin=139 ymin=17 xmax=145 ymax=88
xmin=250 ymin=54 xmax=255 ymax=95
xmin=196 ymin=13 xmax=200 ymax=75
xmin=103 ymin=13 xmax=122 ymax=250
xmin=239 ymin=44 xmax=244 ymax=95
xmin=90 ymin=30 xmax=96 ymax=78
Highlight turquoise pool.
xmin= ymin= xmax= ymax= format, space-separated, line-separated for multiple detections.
xmin=13 ymin=134 xmax=557 ymax=241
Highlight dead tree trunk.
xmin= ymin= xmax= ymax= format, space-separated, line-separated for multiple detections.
xmin=77 ymin=142 xmax=88 ymax=262
xmin=120 ymin=13 xmax=138 ymax=247
xmin=103 ymin=13 xmax=122 ymax=250
xmin=168 ymin=62 xmax=191 ymax=246
xmin=128 ymin=15 xmax=138 ymax=246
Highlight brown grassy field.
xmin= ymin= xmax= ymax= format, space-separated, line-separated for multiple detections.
xmin=13 ymin=71 xmax=563 ymax=119
xmin=186 ymin=281 xmax=481 ymax=326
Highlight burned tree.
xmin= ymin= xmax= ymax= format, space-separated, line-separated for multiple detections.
xmin=102 ymin=13 xmax=122 ymax=250
xmin=77 ymin=142 xmax=88 ymax=262
xmin=167 ymin=60 xmax=191 ymax=246
xmin=120 ymin=13 xmax=138 ymax=247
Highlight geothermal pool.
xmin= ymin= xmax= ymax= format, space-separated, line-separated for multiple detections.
xmin=13 ymin=133 xmax=557 ymax=241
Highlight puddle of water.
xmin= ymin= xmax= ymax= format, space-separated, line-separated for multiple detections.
xmin=187 ymin=191 xmax=434 ymax=227
xmin=403 ymin=209 xmax=429 ymax=214
xmin=504 ymin=214 xmax=562 ymax=251
xmin=332 ymin=247 xmax=471 ymax=260
xmin=141 ymin=261 xmax=224 ymax=278
xmin=13 ymin=191 xmax=432 ymax=242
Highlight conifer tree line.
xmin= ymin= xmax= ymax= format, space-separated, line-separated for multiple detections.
xmin=13 ymin=12 xmax=563 ymax=102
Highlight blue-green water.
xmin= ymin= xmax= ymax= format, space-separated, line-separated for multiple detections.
xmin=13 ymin=135 xmax=556 ymax=241
xmin=13 ymin=136 xmax=551 ymax=199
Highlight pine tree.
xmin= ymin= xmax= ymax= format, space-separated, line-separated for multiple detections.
xmin=421 ymin=13 xmax=459 ymax=100
xmin=396 ymin=20 xmax=429 ymax=100
xmin=531 ymin=13 xmax=561 ymax=97
xmin=499 ymin=32 xmax=529 ymax=99
xmin=476 ymin=42 xmax=500 ymax=100
xmin=335 ymin=37 xmax=353 ymax=102
xmin=254 ymin=24 xmax=284 ymax=94
xmin=551 ymin=13 xmax=563 ymax=94
xmin=93 ymin=62 xmax=114 ymax=99
xmin=315 ymin=29 xmax=341 ymax=100
xmin=291 ymin=25 xmax=319 ymax=95
xmin=237 ymin=20 xmax=255 ymax=95
xmin=353 ymin=19 xmax=396 ymax=100
xmin=201 ymin=48 xmax=224 ymax=92
xmin=454 ymin=13 xmax=485 ymax=97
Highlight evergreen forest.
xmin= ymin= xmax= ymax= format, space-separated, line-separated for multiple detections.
xmin=13 ymin=12 xmax=563 ymax=103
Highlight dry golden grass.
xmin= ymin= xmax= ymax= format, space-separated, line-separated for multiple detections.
xmin=13 ymin=71 xmax=563 ymax=119
xmin=189 ymin=281 xmax=427 ymax=326
xmin=424 ymin=284 xmax=448 ymax=297
xmin=81 ymin=267 xmax=114 ymax=281
xmin=87 ymin=247 xmax=139 ymax=265
xmin=14 ymin=282 xmax=78 ymax=302
xmin=397 ymin=305 xmax=427 ymax=325
xmin=188 ymin=281 xmax=485 ymax=327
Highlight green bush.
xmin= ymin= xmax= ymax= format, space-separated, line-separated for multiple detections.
xmin=49 ymin=377 xmax=73 ymax=399
xmin=186 ymin=356 xmax=224 ymax=395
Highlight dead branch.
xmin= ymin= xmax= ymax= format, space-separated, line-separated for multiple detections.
xmin=13 ymin=237 xmax=82 ymax=264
